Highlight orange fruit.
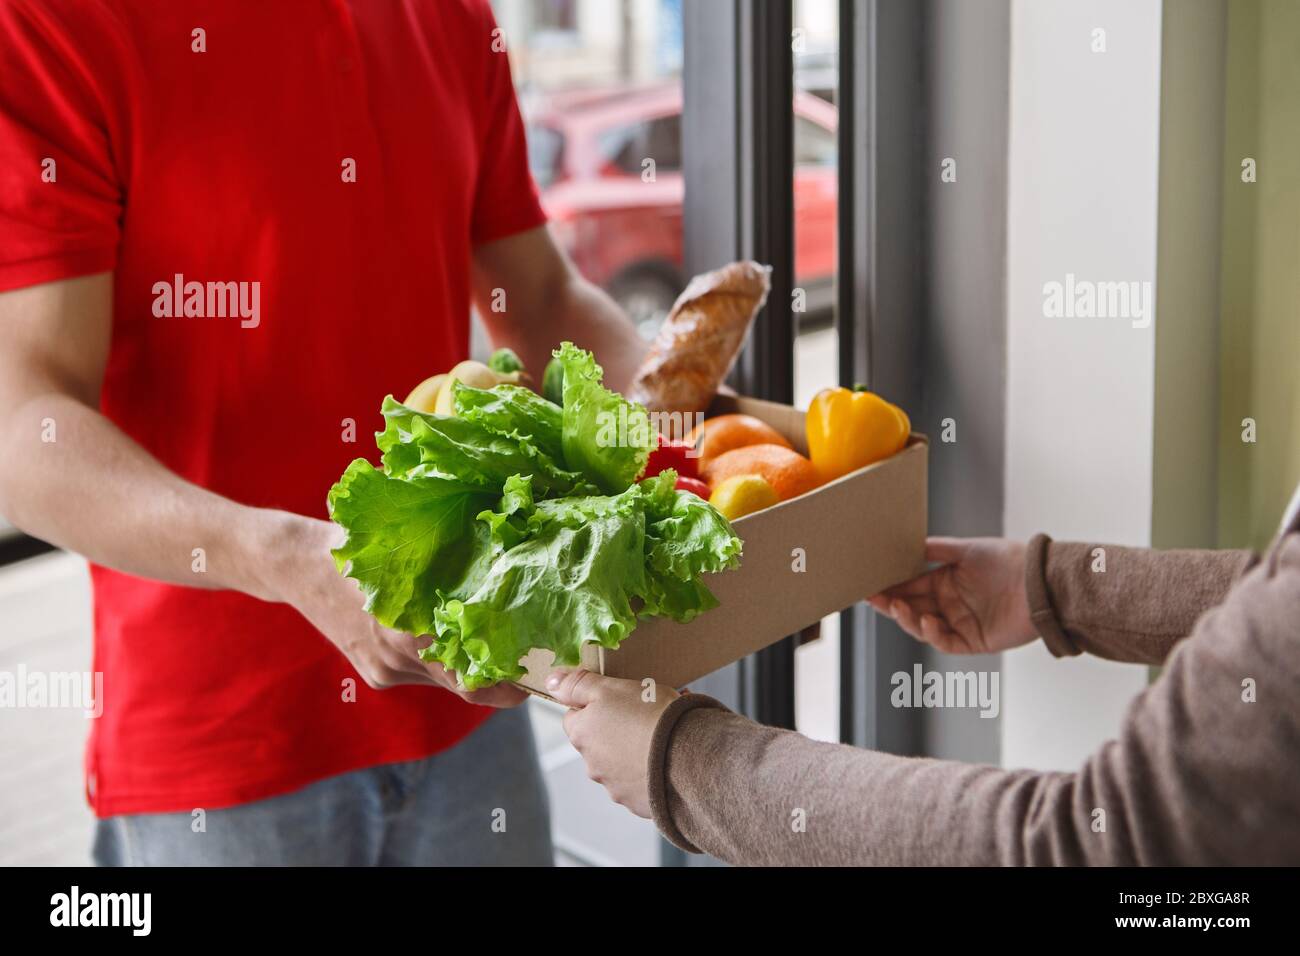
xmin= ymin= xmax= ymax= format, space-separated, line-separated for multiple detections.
xmin=687 ymin=414 xmax=793 ymax=469
xmin=700 ymin=444 xmax=820 ymax=501
xmin=710 ymin=474 xmax=780 ymax=520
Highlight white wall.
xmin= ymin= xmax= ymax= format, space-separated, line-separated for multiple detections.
xmin=1002 ymin=0 xmax=1163 ymax=770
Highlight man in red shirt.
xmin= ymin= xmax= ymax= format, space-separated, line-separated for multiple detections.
xmin=0 ymin=0 xmax=643 ymax=864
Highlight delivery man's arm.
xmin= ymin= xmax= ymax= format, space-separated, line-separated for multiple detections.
xmin=471 ymin=224 xmax=646 ymax=393
xmin=553 ymin=530 xmax=1300 ymax=865
xmin=0 ymin=273 xmax=522 ymax=706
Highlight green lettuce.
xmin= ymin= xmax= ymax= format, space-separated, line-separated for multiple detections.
xmin=376 ymin=395 xmax=591 ymax=497
xmin=556 ymin=341 xmax=654 ymax=494
xmin=641 ymin=472 xmax=743 ymax=621
xmin=425 ymin=477 xmax=650 ymax=687
xmin=451 ymin=381 xmax=565 ymax=464
xmin=326 ymin=460 xmax=496 ymax=636
xmin=327 ymin=345 xmax=742 ymax=690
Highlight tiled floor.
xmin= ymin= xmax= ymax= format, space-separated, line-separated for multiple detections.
xmin=0 ymin=552 xmax=96 ymax=865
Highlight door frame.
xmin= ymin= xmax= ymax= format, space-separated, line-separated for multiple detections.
xmin=672 ymin=0 xmax=930 ymax=866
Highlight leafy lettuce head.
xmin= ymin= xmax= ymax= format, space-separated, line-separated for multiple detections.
xmin=327 ymin=344 xmax=741 ymax=689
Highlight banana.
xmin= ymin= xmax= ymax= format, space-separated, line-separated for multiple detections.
xmin=433 ymin=360 xmax=523 ymax=416
xmin=403 ymin=373 xmax=450 ymax=413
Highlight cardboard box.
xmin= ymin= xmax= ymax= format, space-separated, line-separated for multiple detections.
xmin=515 ymin=394 xmax=928 ymax=699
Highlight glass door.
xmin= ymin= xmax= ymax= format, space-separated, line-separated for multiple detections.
xmin=494 ymin=0 xmax=685 ymax=866
xmin=791 ymin=0 xmax=842 ymax=745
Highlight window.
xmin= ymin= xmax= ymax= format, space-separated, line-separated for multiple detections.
xmin=498 ymin=0 xmax=684 ymax=866
xmin=795 ymin=115 xmax=837 ymax=167
xmin=792 ymin=0 xmax=840 ymax=745
xmin=526 ymin=123 xmax=564 ymax=189
xmin=601 ymin=114 xmax=683 ymax=175
xmin=533 ymin=0 xmax=576 ymax=35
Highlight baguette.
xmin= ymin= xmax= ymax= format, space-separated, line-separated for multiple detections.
xmin=626 ymin=260 xmax=771 ymax=416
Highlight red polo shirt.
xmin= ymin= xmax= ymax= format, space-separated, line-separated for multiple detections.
xmin=0 ymin=0 xmax=546 ymax=816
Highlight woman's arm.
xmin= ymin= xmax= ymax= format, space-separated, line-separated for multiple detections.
xmin=871 ymin=536 xmax=1253 ymax=667
xmin=1025 ymin=534 xmax=1253 ymax=664
xmin=555 ymin=533 xmax=1299 ymax=865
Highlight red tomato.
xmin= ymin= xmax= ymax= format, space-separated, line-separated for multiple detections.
xmin=674 ymin=476 xmax=712 ymax=499
xmin=643 ymin=433 xmax=700 ymax=481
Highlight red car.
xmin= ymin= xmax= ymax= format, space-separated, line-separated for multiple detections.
xmin=527 ymin=83 xmax=838 ymax=339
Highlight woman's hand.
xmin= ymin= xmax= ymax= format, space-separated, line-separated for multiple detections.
xmin=547 ymin=669 xmax=678 ymax=818
xmin=868 ymin=536 xmax=1038 ymax=655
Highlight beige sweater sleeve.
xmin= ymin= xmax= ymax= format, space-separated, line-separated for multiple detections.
xmin=1025 ymin=533 xmax=1253 ymax=665
xmin=648 ymin=535 xmax=1300 ymax=866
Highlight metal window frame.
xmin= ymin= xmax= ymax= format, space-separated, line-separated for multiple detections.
xmin=835 ymin=0 xmax=927 ymax=752
xmin=675 ymin=1 xmax=928 ymax=864
xmin=681 ymin=0 xmax=795 ymax=732
xmin=0 ymin=532 xmax=54 ymax=567
xmin=668 ymin=0 xmax=1010 ymax=864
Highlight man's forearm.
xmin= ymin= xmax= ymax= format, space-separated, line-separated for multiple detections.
xmin=485 ymin=272 xmax=644 ymax=394
xmin=472 ymin=226 xmax=646 ymax=394
xmin=0 ymin=391 xmax=311 ymax=603
xmin=545 ymin=274 xmax=645 ymax=393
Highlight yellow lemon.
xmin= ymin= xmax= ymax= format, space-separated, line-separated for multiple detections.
xmin=709 ymin=473 xmax=780 ymax=521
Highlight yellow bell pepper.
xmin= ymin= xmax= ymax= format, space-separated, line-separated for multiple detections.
xmin=805 ymin=385 xmax=911 ymax=482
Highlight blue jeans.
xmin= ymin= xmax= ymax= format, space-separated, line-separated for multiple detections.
xmin=92 ymin=707 xmax=552 ymax=866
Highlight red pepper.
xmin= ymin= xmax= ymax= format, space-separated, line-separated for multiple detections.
xmin=673 ymin=476 xmax=711 ymax=499
xmin=643 ymin=434 xmax=699 ymax=481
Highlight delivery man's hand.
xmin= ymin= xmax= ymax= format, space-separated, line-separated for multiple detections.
xmin=280 ymin=517 xmax=525 ymax=708
xmin=868 ymin=536 xmax=1038 ymax=655
xmin=548 ymin=669 xmax=677 ymax=818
